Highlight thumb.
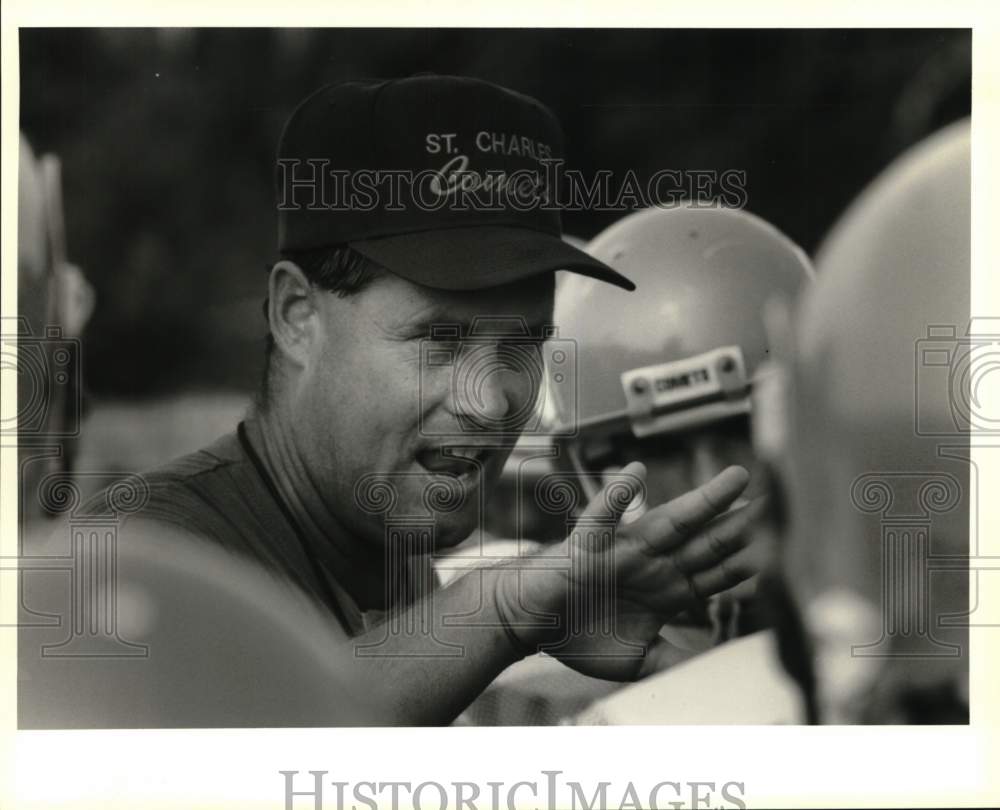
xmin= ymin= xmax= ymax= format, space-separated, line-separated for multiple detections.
xmin=577 ymin=461 xmax=647 ymax=525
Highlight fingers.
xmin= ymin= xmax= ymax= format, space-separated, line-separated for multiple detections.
xmin=601 ymin=466 xmax=648 ymax=525
xmin=632 ymin=465 xmax=750 ymax=553
xmin=688 ymin=547 xmax=761 ymax=601
xmin=578 ymin=461 xmax=647 ymax=525
xmin=673 ymin=499 xmax=769 ymax=603
xmin=670 ymin=495 xmax=767 ymax=572
xmin=724 ymin=575 xmax=760 ymax=602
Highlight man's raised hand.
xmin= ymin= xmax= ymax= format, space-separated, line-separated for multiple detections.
xmin=503 ymin=462 xmax=765 ymax=681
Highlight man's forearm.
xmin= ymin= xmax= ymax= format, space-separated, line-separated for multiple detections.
xmin=342 ymin=561 xmax=563 ymax=726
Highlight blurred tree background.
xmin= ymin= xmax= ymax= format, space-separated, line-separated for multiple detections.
xmin=20 ymin=28 xmax=970 ymax=399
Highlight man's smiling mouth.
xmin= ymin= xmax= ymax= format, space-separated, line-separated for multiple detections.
xmin=415 ymin=446 xmax=494 ymax=478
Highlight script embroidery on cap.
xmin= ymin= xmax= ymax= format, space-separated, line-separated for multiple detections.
xmin=424 ymin=130 xmax=555 ymax=204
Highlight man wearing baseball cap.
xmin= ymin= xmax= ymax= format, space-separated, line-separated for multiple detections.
xmin=21 ymin=75 xmax=764 ymax=727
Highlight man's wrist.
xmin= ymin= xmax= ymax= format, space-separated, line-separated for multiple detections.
xmin=490 ymin=550 xmax=568 ymax=657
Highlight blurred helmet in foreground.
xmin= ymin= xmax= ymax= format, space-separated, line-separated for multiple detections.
xmin=551 ymin=205 xmax=813 ymax=505
xmin=759 ymin=119 xmax=971 ymax=723
xmin=20 ymin=519 xmax=383 ymax=727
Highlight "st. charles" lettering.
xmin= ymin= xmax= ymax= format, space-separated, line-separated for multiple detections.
xmin=475 ymin=130 xmax=553 ymax=161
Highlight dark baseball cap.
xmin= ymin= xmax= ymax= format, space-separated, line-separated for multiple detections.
xmin=276 ymin=75 xmax=635 ymax=291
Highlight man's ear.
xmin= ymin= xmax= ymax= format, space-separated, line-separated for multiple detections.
xmin=268 ymin=260 xmax=318 ymax=369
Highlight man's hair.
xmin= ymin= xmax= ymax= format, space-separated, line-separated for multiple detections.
xmin=258 ymin=245 xmax=384 ymax=410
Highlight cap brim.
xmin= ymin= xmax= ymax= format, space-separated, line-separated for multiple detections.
xmin=349 ymin=226 xmax=635 ymax=292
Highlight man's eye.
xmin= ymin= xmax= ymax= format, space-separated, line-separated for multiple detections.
xmin=422 ymin=331 xmax=462 ymax=352
xmin=497 ymin=342 xmax=543 ymax=371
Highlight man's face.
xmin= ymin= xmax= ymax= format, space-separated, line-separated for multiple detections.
xmin=290 ymin=270 xmax=555 ymax=549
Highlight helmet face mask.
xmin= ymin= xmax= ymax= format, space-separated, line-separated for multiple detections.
xmin=564 ymin=412 xmax=758 ymax=506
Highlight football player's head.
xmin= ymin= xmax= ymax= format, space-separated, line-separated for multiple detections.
xmin=552 ymin=205 xmax=813 ymax=513
xmin=758 ymin=120 xmax=971 ymax=723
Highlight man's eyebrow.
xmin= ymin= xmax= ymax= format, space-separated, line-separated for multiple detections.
xmin=406 ymin=309 xmax=471 ymax=334
xmin=399 ymin=307 xmax=553 ymax=337
xmin=389 ymin=302 xmax=459 ymax=333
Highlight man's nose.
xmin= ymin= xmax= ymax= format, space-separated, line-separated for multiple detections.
xmin=449 ymin=344 xmax=523 ymax=429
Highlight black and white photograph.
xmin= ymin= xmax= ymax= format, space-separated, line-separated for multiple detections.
xmin=3 ymin=11 xmax=998 ymax=810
